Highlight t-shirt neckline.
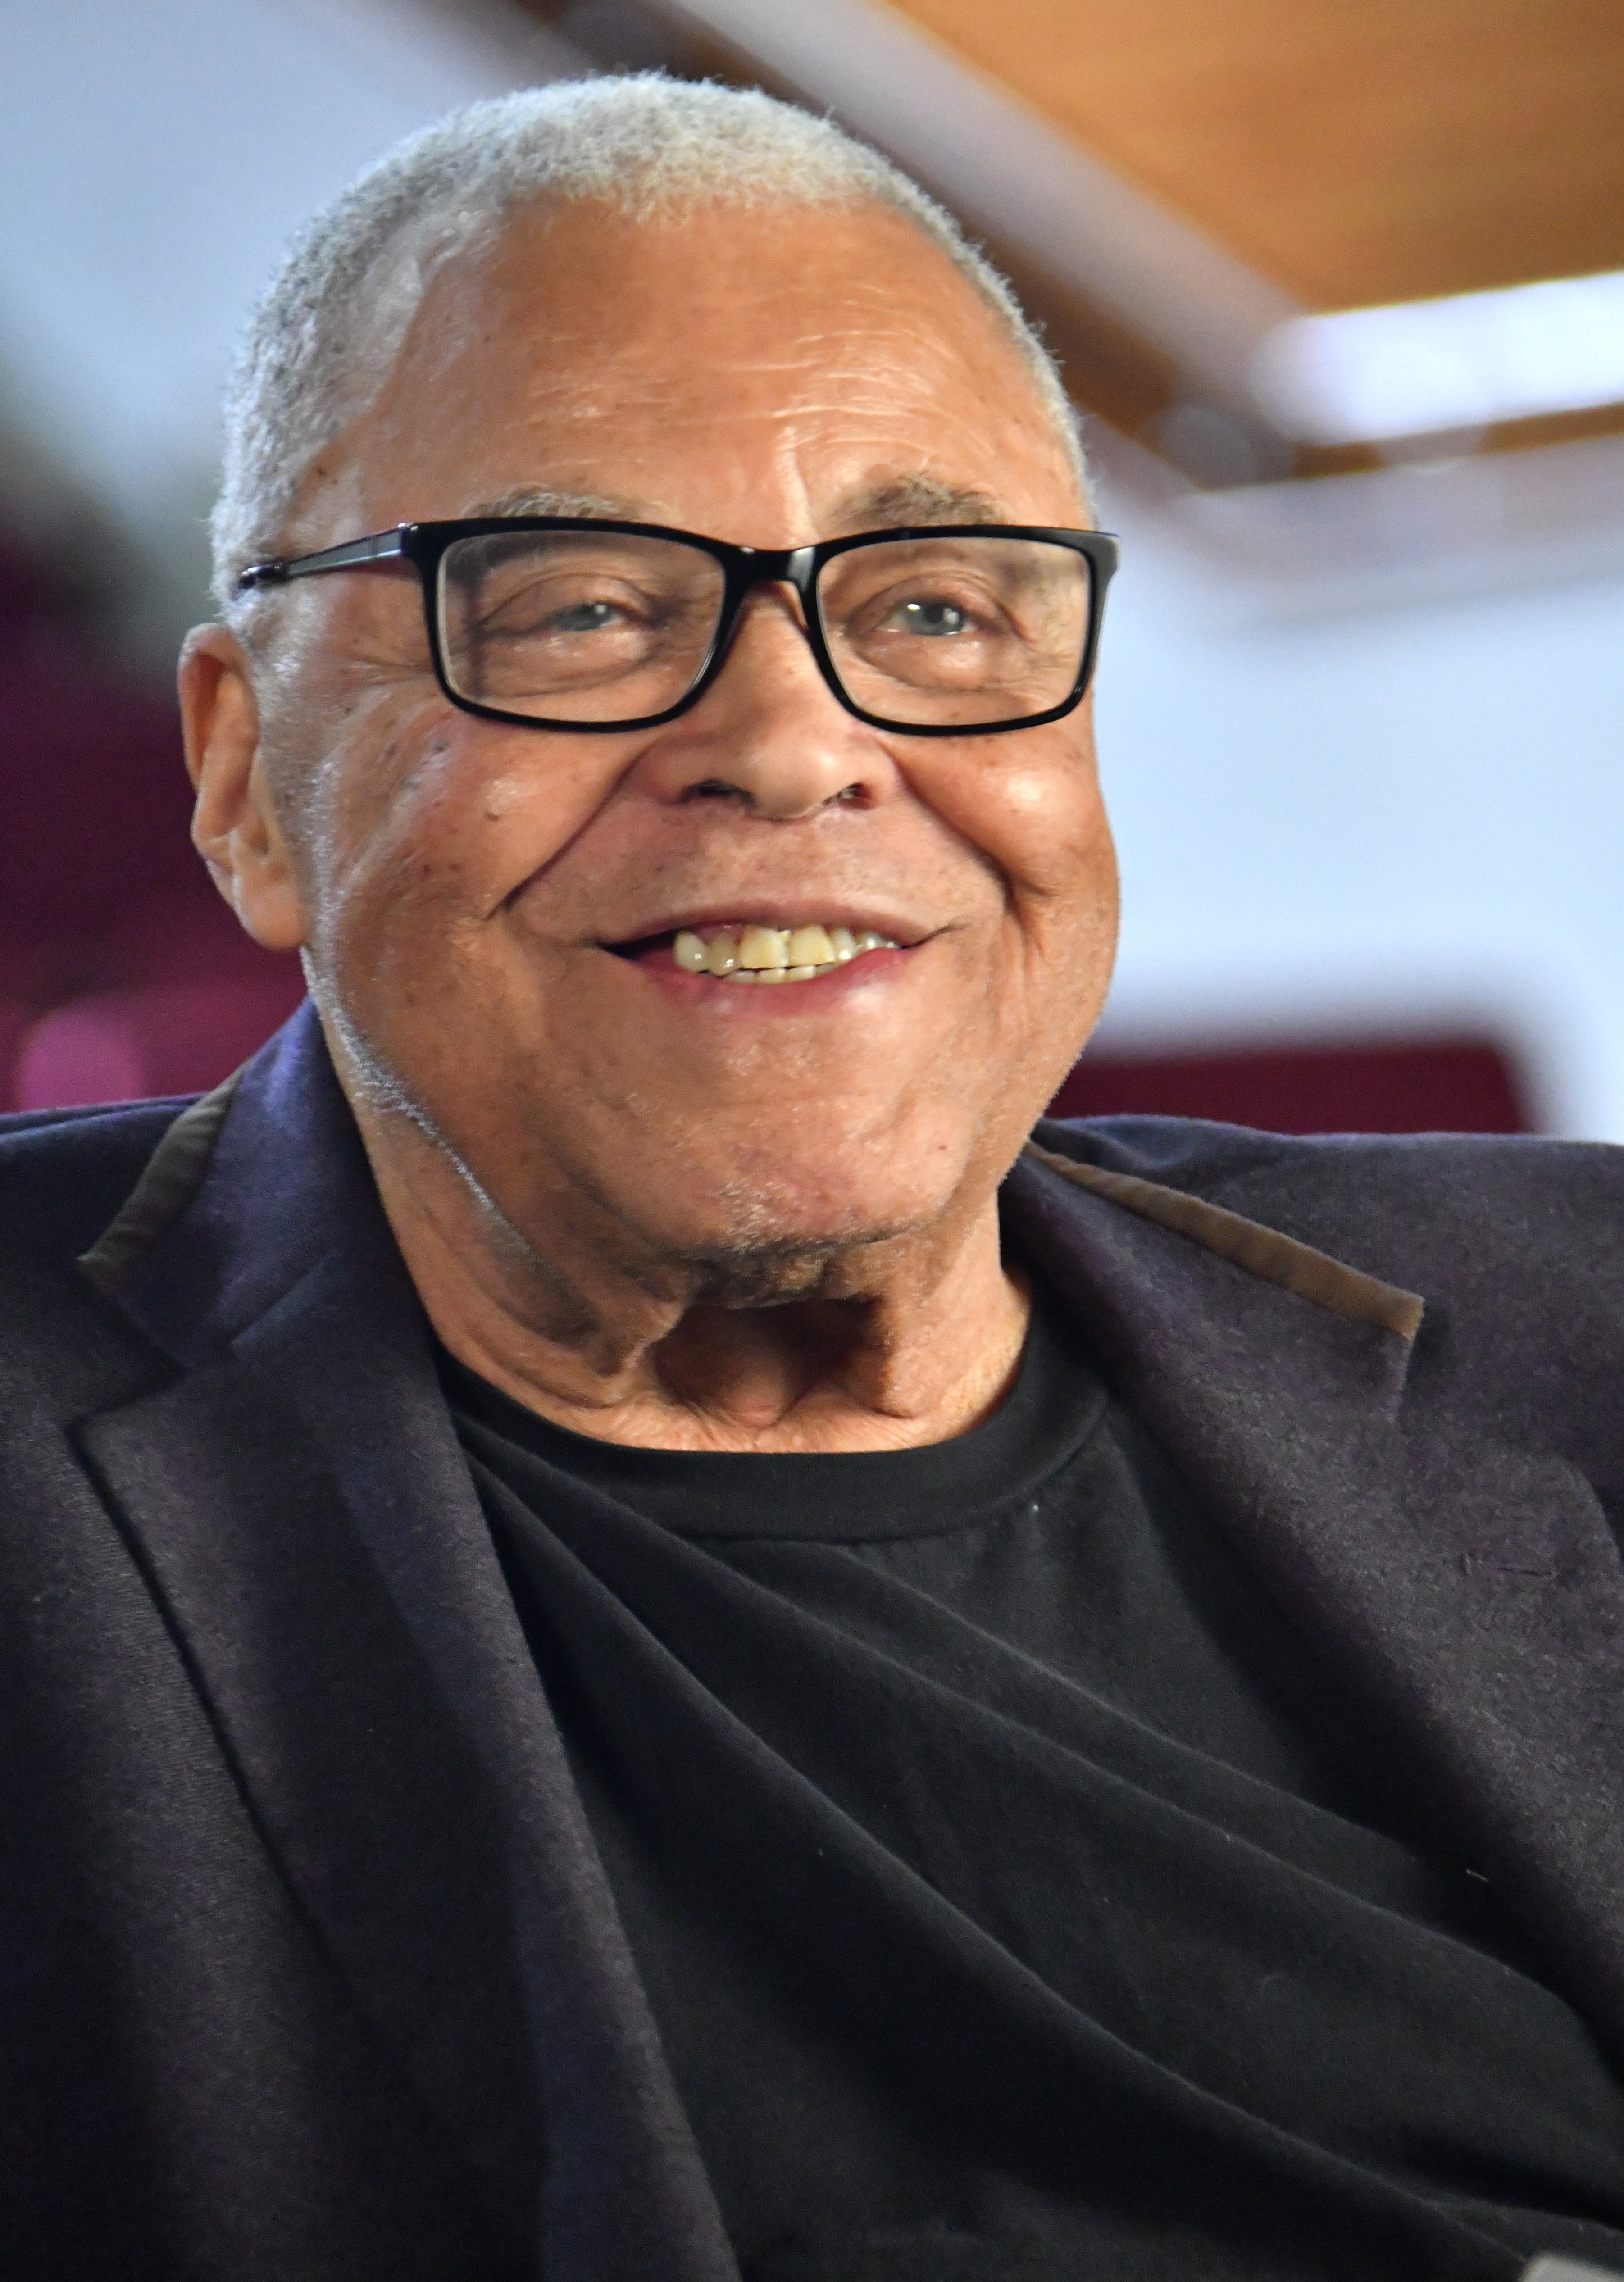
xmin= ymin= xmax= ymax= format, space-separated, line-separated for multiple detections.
xmin=440 ymin=1300 xmax=1106 ymax=1542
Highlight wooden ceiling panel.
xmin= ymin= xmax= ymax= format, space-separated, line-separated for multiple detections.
xmin=885 ymin=0 xmax=1624 ymax=309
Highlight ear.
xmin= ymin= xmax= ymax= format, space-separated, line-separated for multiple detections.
xmin=178 ymin=624 xmax=307 ymax=953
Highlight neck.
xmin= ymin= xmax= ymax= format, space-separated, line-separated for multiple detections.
xmin=351 ymin=1101 xmax=1032 ymax=1455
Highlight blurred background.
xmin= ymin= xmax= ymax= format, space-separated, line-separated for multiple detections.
xmin=3 ymin=0 xmax=1622 ymax=1133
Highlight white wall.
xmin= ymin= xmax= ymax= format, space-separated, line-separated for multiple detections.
xmin=1096 ymin=543 xmax=1624 ymax=1135
xmin=0 ymin=0 xmax=569 ymax=642
xmin=3 ymin=0 xmax=1621 ymax=1130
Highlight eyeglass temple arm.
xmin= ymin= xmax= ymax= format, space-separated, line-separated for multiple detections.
xmin=236 ymin=527 xmax=410 ymax=593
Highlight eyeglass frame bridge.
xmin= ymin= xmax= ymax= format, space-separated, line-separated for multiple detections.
xmin=237 ymin=516 xmax=1120 ymax=738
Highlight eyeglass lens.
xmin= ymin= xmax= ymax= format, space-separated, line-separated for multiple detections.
xmin=815 ymin=536 xmax=1092 ymax=727
xmin=436 ymin=529 xmax=1094 ymax=727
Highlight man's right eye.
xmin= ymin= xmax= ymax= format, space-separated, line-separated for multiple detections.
xmin=476 ymin=586 xmax=630 ymax=640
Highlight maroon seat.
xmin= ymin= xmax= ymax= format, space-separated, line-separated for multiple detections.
xmin=15 ymin=966 xmax=307 ymax=1111
xmin=0 ymin=530 xmax=302 ymax=1109
xmin=0 ymin=999 xmax=34 ymax=1101
xmin=1047 ymin=1037 xmax=1532 ymax=1135
xmin=0 ymin=623 xmax=197 ymax=968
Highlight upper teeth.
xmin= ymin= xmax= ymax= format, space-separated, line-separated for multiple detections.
xmin=671 ymin=923 xmax=898 ymax=982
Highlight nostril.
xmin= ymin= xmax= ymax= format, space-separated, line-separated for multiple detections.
xmin=679 ymin=778 xmax=747 ymax=804
xmin=676 ymin=777 xmax=870 ymax=813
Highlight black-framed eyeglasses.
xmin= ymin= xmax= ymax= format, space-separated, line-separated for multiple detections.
xmin=238 ymin=517 xmax=1119 ymax=738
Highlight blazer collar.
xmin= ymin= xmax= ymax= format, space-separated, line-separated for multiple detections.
xmin=79 ymin=999 xmax=378 ymax=1364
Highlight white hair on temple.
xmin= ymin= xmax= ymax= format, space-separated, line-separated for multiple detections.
xmin=210 ymin=74 xmax=1084 ymax=615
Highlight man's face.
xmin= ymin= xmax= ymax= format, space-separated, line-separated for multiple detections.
xmin=256 ymin=198 xmax=1119 ymax=1285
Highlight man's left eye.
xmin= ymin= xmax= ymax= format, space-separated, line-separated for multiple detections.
xmin=550 ymin=599 xmax=621 ymax=633
xmin=893 ymin=597 xmax=970 ymax=637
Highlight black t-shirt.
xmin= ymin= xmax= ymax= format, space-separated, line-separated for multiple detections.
xmin=444 ymin=1301 xmax=1624 ymax=2282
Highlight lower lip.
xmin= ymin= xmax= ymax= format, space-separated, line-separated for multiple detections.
xmin=613 ymin=945 xmax=912 ymax=1008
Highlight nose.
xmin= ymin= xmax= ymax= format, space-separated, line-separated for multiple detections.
xmin=632 ymin=587 xmax=896 ymax=820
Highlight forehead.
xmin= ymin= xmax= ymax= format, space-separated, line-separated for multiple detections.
xmin=343 ymin=197 xmax=1083 ymax=540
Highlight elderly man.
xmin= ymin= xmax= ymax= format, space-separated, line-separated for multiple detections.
xmin=2 ymin=74 xmax=1623 ymax=2282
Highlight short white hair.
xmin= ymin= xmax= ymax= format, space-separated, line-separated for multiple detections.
xmin=210 ymin=74 xmax=1084 ymax=618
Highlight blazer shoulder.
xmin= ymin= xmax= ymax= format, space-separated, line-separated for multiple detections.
xmin=1032 ymin=1112 xmax=1624 ymax=1330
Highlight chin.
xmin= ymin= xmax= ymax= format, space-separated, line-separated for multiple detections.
xmin=627 ymin=1143 xmax=966 ymax=1279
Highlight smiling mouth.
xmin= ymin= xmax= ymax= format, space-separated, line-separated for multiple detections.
xmin=607 ymin=922 xmax=902 ymax=985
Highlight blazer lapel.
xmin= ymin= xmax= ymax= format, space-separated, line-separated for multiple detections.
xmin=1005 ymin=1145 xmax=1624 ymax=2067
xmin=76 ymin=1007 xmax=738 ymax=2282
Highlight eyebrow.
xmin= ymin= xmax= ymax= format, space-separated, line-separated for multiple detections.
xmin=457 ymin=474 xmax=1015 ymax=535
xmin=461 ymin=484 xmax=649 ymax=520
xmin=826 ymin=475 xmax=1010 ymax=532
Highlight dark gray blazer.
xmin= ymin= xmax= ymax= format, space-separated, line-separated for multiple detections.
xmin=3 ymin=1003 xmax=1622 ymax=2282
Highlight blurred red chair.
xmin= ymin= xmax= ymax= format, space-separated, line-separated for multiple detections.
xmin=15 ymin=964 xmax=306 ymax=1111
xmin=1047 ymin=1037 xmax=1532 ymax=1135
xmin=0 ymin=527 xmax=302 ymax=1110
xmin=0 ymin=998 xmax=35 ymax=1099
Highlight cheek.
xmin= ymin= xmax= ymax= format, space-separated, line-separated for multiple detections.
xmin=310 ymin=718 xmax=632 ymax=952
xmin=905 ymin=727 xmax=1117 ymax=918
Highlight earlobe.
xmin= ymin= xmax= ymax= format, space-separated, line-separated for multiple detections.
xmin=177 ymin=625 xmax=307 ymax=953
